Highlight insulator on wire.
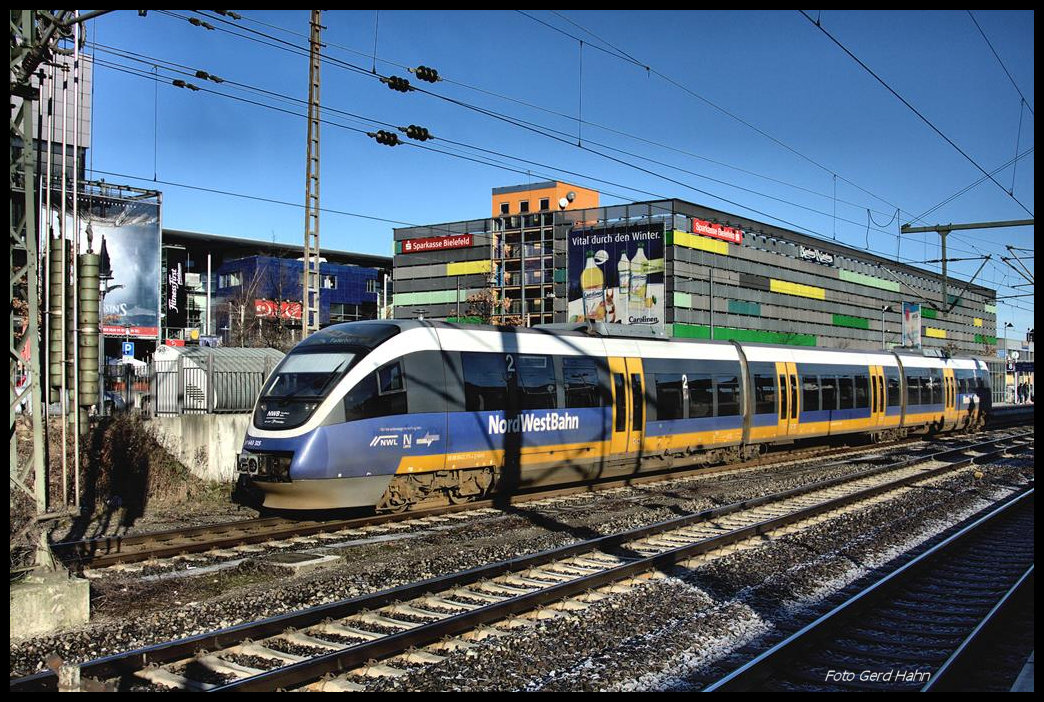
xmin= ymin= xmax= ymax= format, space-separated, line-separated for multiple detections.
xmin=413 ymin=65 xmax=440 ymax=83
xmin=384 ymin=75 xmax=412 ymax=93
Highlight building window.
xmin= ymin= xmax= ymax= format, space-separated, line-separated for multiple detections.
xmin=219 ymin=271 xmax=242 ymax=288
xmin=539 ymin=198 xmax=550 ymax=211
xmin=500 ymin=202 xmax=510 ymax=215
xmin=366 ymin=278 xmax=379 ymax=293
xmin=519 ymin=200 xmax=529 ymax=213
xmin=321 ymin=275 xmax=338 ymax=290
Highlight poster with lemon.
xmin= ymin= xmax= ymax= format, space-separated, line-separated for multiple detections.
xmin=567 ymin=221 xmax=665 ymax=330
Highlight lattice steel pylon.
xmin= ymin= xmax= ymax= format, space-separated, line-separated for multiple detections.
xmin=301 ymin=9 xmax=322 ymax=339
xmin=10 ymin=9 xmax=71 ymax=573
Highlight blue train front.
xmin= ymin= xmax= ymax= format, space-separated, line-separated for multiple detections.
xmin=236 ymin=320 xmax=611 ymax=510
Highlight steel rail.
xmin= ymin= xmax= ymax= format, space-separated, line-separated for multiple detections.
xmin=10 ymin=433 xmax=1030 ymax=692
xmin=702 ymin=486 xmax=1035 ymax=692
xmin=53 ymin=426 xmax=1029 ymax=570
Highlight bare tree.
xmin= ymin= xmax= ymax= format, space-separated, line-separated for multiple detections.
xmin=219 ymin=257 xmax=301 ymax=351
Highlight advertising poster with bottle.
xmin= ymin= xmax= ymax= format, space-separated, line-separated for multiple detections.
xmin=567 ymin=222 xmax=665 ymax=329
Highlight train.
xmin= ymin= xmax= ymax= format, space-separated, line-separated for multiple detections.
xmin=236 ymin=320 xmax=991 ymax=511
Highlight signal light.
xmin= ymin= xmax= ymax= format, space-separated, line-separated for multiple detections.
xmin=413 ymin=65 xmax=440 ymax=83
xmin=384 ymin=75 xmax=412 ymax=93
xmin=369 ymin=130 xmax=401 ymax=146
xmin=403 ymin=125 xmax=433 ymax=141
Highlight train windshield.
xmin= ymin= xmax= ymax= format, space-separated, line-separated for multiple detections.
xmin=262 ymin=352 xmax=356 ymax=401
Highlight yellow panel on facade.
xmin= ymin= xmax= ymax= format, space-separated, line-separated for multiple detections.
xmin=925 ymin=327 xmax=947 ymax=339
xmin=670 ymin=230 xmax=730 ymax=255
xmin=770 ymin=279 xmax=826 ymax=300
xmin=446 ymin=259 xmax=492 ymax=276
xmin=973 ymin=318 xmax=983 ymax=327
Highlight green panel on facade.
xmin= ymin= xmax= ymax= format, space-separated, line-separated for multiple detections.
xmin=672 ymin=324 xmax=816 ymax=346
xmin=672 ymin=324 xmax=711 ymax=340
xmin=728 ymin=299 xmax=761 ymax=316
xmin=674 ymin=291 xmax=692 ymax=309
xmin=393 ymin=289 xmax=463 ymax=306
xmin=447 ymin=316 xmax=482 ymax=324
xmin=832 ymin=313 xmax=869 ymax=329
xmin=554 ymin=269 xmax=566 ymax=283
xmin=985 ymin=303 xmax=997 ymax=314
xmin=838 ymin=269 xmax=901 ymax=292
xmin=974 ymin=334 xmax=997 ymax=345
xmin=921 ymin=307 xmax=937 ymax=319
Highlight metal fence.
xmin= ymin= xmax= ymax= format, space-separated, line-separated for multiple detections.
xmin=103 ymin=348 xmax=282 ymax=416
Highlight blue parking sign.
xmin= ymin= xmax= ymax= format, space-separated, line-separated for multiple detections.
xmin=122 ymin=342 xmax=135 ymax=359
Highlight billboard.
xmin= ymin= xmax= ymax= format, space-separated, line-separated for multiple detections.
xmin=46 ymin=191 xmax=162 ymax=339
xmin=902 ymin=301 xmax=921 ymax=348
xmin=568 ymin=222 xmax=665 ymax=328
xmin=164 ymin=247 xmax=187 ymax=329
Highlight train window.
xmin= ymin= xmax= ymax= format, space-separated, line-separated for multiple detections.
xmin=689 ymin=374 xmax=713 ymax=418
xmin=462 ymin=352 xmax=509 ymax=412
xmin=906 ymin=373 xmax=921 ymax=406
xmin=517 ymin=354 xmax=557 ymax=410
xmin=839 ymin=376 xmax=855 ymax=409
xmin=854 ymin=374 xmax=870 ymax=409
xmin=716 ymin=375 xmax=740 ymax=417
xmin=929 ymin=369 xmax=943 ymax=405
xmin=778 ymin=374 xmax=787 ymax=419
xmin=378 ymin=362 xmax=404 ymax=394
xmin=753 ymin=373 xmax=776 ymax=415
xmin=955 ymin=371 xmax=969 ymax=394
xmin=563 ymin=357 xmax=601 ymax=409
xmin=802 ymin=375 xmax=821 ymax=413
xmin=262 ymin=351 xmax=356 ymax=400
xmin=885 ymin=369 xmax=901 ymax=407
xmin=631 ymin=374 xmax=644 ymax=430
xmin=820 ymin=375 xmax=838 ymax=411
xmin=343 ymin=373 xmax=377 ymax=422
xmin=655 ymin=373 xmax=685 ymax=420
xmin=613 ymin=373 xmax=627 ymax=432
xmin=343 ymin=370 xmax=407 ymax=421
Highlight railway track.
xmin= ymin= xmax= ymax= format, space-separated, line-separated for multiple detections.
xmin=12 ymin=432 xmax=1031 ymax=692
xmin=52 ymin=427 xmax=1030 ymax=572
xmin=703 ymin=487 xmax=1034 ymax=692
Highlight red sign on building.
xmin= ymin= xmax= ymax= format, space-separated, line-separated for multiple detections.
xmin=103 ymin=325 xmax=160 ymax=338
xmin=692 ymin=218 xmax=744 ymax=244
xmin=255 ymin=299 xmax=303 ymax=320
xmin=402 ymin=234 xmax=473 ymax=253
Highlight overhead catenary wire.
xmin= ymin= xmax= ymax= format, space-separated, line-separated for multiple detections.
xmin=95 ymin=11 xmax=1030 ymax=298
xmin=797 ymin=10 xmax=1033 ymax=219
xmin=188 ymin=9 xmax=922 ymax=234
xmin=190 ymin=8 xmax=1030 ymax=257
xmin=92 ymin=45 xmax=1021 ymax=270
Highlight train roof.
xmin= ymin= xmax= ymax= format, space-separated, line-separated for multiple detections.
xmin=316 ymin=320 xmax=983 ymax=364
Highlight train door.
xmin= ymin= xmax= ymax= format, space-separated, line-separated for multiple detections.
xmin=870 ymin=365 xmax=886 ymax=428
xmin=608 ymin=356 xmax=646 ymax=457
xmin=625 ymin=357 xmax=645 ymax=454
xmin=775 ymin=361 xmax=799 ymax=438
xmin=943 ymin=368 xmax=957 ymax=429
xmin=608 ymin=357 xmax=631 ymax=456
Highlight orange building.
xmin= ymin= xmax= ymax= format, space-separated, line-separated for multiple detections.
xmin=491 ymin=182 xmax=598 ymax=217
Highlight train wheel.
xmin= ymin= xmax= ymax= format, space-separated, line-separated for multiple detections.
xmin=376 ymin=476 xmax=415 ymax=513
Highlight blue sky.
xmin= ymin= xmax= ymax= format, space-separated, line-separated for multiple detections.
xmin=84 ymin=10 xmax=1034 ymax=338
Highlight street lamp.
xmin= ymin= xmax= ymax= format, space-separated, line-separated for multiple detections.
xmin=1003 ymin=322 xmax=1014 ymax=403
xmin=881 ymin=305 xmax=892 ymax=349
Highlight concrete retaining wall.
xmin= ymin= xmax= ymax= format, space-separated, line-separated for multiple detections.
xmin=147 ymin=414 xmax=251 ymax=483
